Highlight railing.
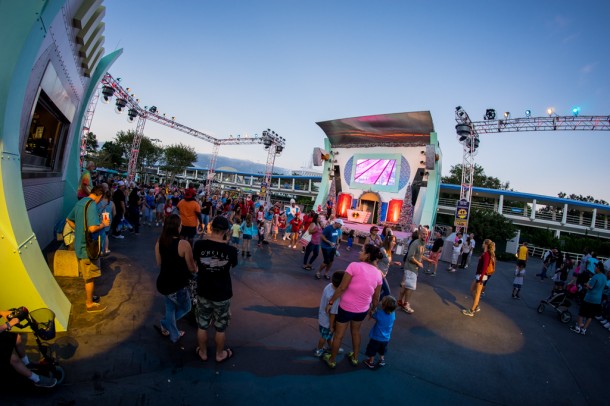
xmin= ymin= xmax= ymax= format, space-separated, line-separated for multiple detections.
xmin=525 ymin=244 xmax=607 ymax=263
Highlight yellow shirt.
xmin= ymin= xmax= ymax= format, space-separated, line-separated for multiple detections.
xmin=517 ymin=245 xmax=528 ymax=260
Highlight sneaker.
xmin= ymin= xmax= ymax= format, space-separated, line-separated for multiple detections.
xmin=580 ymin=328 xmax=587 ymax=335
xmin=86 ymin=302 xmax=107 ymax=313
xmin=314 ymin=348 xmax=324 ymax=357
xmin=363 ymin=359 xmax=375 ymax=369
xmin=462 ymin=309 xmax=475 ymax=317
xmin=464 ymin=265 xmax=469 ymax=269
xmin=430 ymin=273 xmax=436 ymax=277
xmin=474 ymin=306 xmax=481 ymax=313
xmin=570 ymin=325 xmax=581 ymax=334
xmin=448 ymin=268 xmax=456 ymax=273
xmin=401 ymin=304 xmax=414 ymax=314
xmin=512 ymin=295 xmax=517 ymax=299
xmin=424 ymin=269 xmax=431 ymax=274
xmin=112 ymin=234 xmax=124 ymax=239
xmin=34 ymin=375 xmax=57 ymax=388
xmin=595 ymin=315 xmax=604 ymax=321
xmin=378 ymin=359 xmax=386 ymax=367
xmin=515 ymin=295 xmax=521 ymax=300
xmin=322 ymin=353 xmax=336 ymax=369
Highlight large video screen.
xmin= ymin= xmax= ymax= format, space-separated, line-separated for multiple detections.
xmin=354 ymin=159 xmax=397 ymax=186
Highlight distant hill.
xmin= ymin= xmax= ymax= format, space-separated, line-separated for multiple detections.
xmin=195 ymin=153 xmax=290 ymax=174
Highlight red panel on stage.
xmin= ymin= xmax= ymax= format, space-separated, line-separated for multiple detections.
xmin=337 ymin=193 xmax=352 ymax=218
xmin=387 ymin=199 xmax=402 ymax=223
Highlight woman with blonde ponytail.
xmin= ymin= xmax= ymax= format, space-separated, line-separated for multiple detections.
xmin=462 ymin=239 xmax=495 ymax=317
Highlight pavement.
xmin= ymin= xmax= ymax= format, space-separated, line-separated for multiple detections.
xmin=7 ymin=225 xmax=610 ymax=406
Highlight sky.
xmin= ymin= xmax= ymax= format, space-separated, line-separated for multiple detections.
xmin=91 ymin=0 xmax=610 ymax=202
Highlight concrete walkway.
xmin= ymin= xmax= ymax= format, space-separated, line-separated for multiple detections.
xmin=8 ymin=227 xmax=610 ymax=405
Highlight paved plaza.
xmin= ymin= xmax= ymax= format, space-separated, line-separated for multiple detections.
xmin=8 ymin=227 xmax=609 ymax=406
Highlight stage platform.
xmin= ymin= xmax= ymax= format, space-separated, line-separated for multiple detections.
xmin=340 ymin=220 xmax=411 ymax=241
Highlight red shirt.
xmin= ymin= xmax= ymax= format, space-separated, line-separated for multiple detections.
xmin=289 ymin=218 xmax=302 ymax=233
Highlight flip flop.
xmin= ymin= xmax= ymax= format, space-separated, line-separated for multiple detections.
xmin=216 ymin=348 xmax=234 ymax=363
xmin=195 ymin=346 xmax=208 ymax=362
xmin=153 ymin=325 xmax=170 ymax=337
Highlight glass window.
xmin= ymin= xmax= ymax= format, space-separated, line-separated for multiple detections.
xmin=22 ymin=90 xmax=69 ymax=174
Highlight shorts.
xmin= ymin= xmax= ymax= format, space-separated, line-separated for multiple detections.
xmin=319 ymin=325 xmax=333 ymax=340
xmin=365 ymin=338 xmax=389 ymax=357
xmin=517 ymin=259 xmax=527 ymax=267
xmin=321 ymin=247 xmax=336 ymax=264
xmin=196 ymin=296 xmax=231 ymax=332
xmin=579 ymin=301 xmax=601 ymax=319
xmin=401 ymin=269 xmax=417 ymax=290
xmin=336 ymin=306 xmax=368 ymax=323
xmin=180 ymin=225 xmax=197 ymax=239
xmin=512 ymin=283 xmax=523 ymax=289
xmin=243 ymin=234 xmax=252 ymax=240
xmin=483 ymin=274 xmax=492 ymax=286
xmin=0 ymin=331 xmax=17 ymax=365
xmin=475 ymin=274 xmax=489 ymax=282
xmin=231 ymin=236 xmax=240 ymax=244
xmin=429 ymin=251 xmax=441 ymax=263
xmin=78 ymin=258 xmax=101 ymax=281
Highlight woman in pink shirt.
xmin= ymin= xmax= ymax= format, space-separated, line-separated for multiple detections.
xmin=323 ymin=244 xmax=383 ymax=368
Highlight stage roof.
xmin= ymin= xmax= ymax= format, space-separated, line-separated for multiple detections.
xmin=316 ymin=111 xmax=434 ymax=147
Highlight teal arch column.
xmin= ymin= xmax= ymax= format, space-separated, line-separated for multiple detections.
xmin=419 ymin=131 xmax=442 ymax=227
xmin=313 ymin=138 xmax=332 ymax=210
xmin=0 ymin=1 xmax=121 ymax=330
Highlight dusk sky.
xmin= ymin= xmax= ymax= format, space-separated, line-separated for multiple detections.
xmin=91 ymin=0 xmax=610 ymax=201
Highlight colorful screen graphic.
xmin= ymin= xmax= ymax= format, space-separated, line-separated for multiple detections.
xmin=354 ymin=159 xmax=397 ymax=186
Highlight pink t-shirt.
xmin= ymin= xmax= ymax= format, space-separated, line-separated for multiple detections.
xmin=340 ymin=262 xmax=383 ymax=313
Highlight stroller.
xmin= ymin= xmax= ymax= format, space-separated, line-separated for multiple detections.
xmin=537 ymin=289 xmax=574 ymax=323
xmin=12 ymin=307 xmax=65 ymax=385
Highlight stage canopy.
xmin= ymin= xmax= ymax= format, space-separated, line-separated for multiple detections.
xmin=316 ymin=111 xmax=434 ymax=147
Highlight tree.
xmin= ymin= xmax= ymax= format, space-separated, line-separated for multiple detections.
xmin=468 ymin=208 xmax=517 ymax=243
xmin=102 ymin=130 xmax=163 ymax=172
xmin=84 ymin=132 xmax=98 ymax=160
xmin=557 ymin=192 xmax=608 ymax=206
xmin=97 ymin=141 xmax=125 ymax=169
xmin=161 ymin=143 xmax=197 ymax=184
xmin=442 ymin=164 xmax=510 ymax=190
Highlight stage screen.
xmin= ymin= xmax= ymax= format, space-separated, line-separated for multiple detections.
xmin=348 ymin=153 xmax=404 ymax=193
xmin=354 ymin=159 xmax=397 ymax=186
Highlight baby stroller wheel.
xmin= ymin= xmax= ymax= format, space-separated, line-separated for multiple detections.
xmin=560 ymin=311 xmax=572 ymax=324
xmin=537 ymin=303 xmax=545 ymax=313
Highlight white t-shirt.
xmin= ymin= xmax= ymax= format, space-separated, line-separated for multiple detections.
xmin=513 ymin=268 xmax=525 ymax=285
xmin=318 ymin=283 xmax=340 ymax=328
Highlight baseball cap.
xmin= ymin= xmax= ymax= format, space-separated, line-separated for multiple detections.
xmin=334 ymin=218 xmax=344 ymax=226
xmin=211 ymin=216 xmax=230 ymax=231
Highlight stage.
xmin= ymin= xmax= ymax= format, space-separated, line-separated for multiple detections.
xmin=339 ymin=220 xmax=412 ymax=242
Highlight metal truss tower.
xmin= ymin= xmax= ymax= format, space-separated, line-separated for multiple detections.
xmin=97 ymin=73 xmax=286 ymax=190
xmin=454 ymin=107 xmax=610 ymax=233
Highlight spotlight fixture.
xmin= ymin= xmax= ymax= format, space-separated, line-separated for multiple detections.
xmin=127 ymin=108 xmax=138 ymax=122
xmin=572 ymin=107 xmax=580 ymax=117
xmin=114 ymin=98 xmax=127 ymax=114
xmin=484 ymin=109 xmax=496 ymax=120
xmin=149 ymin=106 xmax=157 ymax=113
xmin=275 ymin=145 xmax=283 ymax=154
xmin=504 ymin=112 xmax=510 ymax=119
xmin=525 ymin=109 xmax=531 ymax=118
xmin=455 ymin=123 xmax=471 ymax=142
xmin=101 ymin=85 xmax=115 ymax=103
xmin=547 ymin=108 xmax=554 ymax=117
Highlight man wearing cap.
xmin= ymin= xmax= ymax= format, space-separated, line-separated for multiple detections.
xmin=193 ymin=216 xmax=238 ymax=362
xmin=315 ymin=219 xmax=343 ymax=280
xmin=111 ymin=181 xmax=127 ymax=238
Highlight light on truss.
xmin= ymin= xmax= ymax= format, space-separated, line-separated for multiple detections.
xmin=101 ymin=85 xmax=115 ymax=103
xmin=525 ymin=109 xmax=531 ymax=118
xmin=547 ymin=108 xmax=554 ymax=117
xmin=484 ymin=109 xmax=496 ymax=120
xmin=572 ymin=107 xmax=580 ymax=117
xmin=115 ymin=98 xmax=127 ymax=114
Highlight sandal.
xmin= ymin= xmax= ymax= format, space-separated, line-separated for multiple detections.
xmin=216 ymin=348 xmax=234 ymax=363
xmin=322 ymin=353 xmax=336 ymax=369
xmin=347 ymin=352 xmax=359 ymax=366
xmin=195 ymin=346 xmax=208 ymax=362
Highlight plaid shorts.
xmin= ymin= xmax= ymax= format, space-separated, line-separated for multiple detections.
xmin=196 ymin=296 xmax=231 ymax=332
xmin=319 ymin=325 xmax=333 ymax=340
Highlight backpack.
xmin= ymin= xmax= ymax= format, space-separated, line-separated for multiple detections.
xmin=486 ymin=257 xmax=496 ymax=275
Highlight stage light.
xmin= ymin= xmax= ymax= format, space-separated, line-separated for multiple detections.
xmin=275 ymin=145 xmax=283 ymax=154
xmin=547 ymin=108 xmax=554 ymax=116
xmin=572 ymin=107 xmax=580 ymax=117
xmin=149 ymin=106 xmax=157 ymax=113
xmin=114 ymin=98 xmax=127 ymax=114
xmin=525 ymin=109 xmax=531 ymax=118
xmin=455 ymin=124 xmax=471 ymax=142
xmin=127 ymin=108 xmax=138 ymax=123
xmin=504 ymin=112 xmax=510 ymax=119
xmin=484 ymin=109 xmax=496 ymax=120
xmin=101 ymin=85 xmax=115 ymax=103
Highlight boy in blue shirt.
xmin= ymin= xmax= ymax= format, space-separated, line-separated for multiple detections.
xmin=364 ymin=295 xmax=397 ymax=368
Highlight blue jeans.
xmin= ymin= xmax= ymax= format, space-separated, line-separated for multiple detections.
xmin=161 ymin=287 xmax=191 ymax=342
xmin=303 ymin=243 xmax=320 ymax=266
xmin=380 ymin=276 xmax=391 ymax=300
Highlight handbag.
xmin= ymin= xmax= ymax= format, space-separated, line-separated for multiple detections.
xmin=84 ymin=200 xmax=101 ymax=260
xmin=299 ymin=231 xmax=312 ymax=246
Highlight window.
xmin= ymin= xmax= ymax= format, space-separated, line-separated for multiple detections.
xmin=22 ymin=90 xmax=69 ymax=174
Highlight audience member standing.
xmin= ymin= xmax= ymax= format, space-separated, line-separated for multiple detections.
xmin=111 ymin=181 xmax=126 ymax=238
xmin=193 ymin=216 xmax=238 ymax=363
xmin=154 ymin=214 xmax=197 ymax=344
xmin=462 ymin=239 xmax=495 ymax=317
